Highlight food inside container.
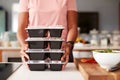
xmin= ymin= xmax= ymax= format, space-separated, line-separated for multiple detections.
xmin=49 ymin=61 xmax=65 ymax=71
xmin=26 ymin=38 xmax=48 ymax=49
xmin=27 ymin=60 xmax=48 ymax=71
xmin=26 ymin=27 xmax=48 ymax=37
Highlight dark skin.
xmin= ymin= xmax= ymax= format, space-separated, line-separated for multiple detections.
xmin=17 ymin=10 xmax=78 ymax=70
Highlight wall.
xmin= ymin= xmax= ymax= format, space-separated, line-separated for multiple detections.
xmin=77 ymin=0 xmax=119 ymax=32
xmin=0 ymin=0 xmax=19 ymax=31
xmin=0 ymin=0 xmax=119 ymax=32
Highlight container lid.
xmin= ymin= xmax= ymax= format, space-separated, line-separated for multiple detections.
xmin=27 ymin=60 xmax=48 ymax=64
xmin=26 ymin=25 xmax=64 ymax=30
xmin=26 ymin=26 xmax=48 ymax=29
xmin=48 ymin=25 xmax=64 ymax=29
xmin=49 ymin=38 xmax=64 ymax=41
xmin=26 ymin=49 xmax=45 ymax=53
xmin=27 ymin=60 xmax=65 ymax=64
xmin=26 ymin=37 xmax=64 ymax=41
xmin=49 ymin=61 xmax=65 ymax=64
xmin=26 ymin=49 xmax=64 ymax=53
xmin=49 ymin=49 xmax=64 ymax=53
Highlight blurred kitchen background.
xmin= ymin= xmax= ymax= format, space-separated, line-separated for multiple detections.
xmin=0 ymin=0 xmax=120 ymax=47
xmin=0 ymin=0 xmax=120 ymax=62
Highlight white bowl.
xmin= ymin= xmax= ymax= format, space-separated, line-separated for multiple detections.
xmin=92 ymin=51 xmax=120 ymax=70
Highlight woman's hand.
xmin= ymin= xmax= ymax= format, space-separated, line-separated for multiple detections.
xmin=20 ymin=44 xmax=29 ymax=68
xmin=61 ymin=42 xmax=72 ymax=70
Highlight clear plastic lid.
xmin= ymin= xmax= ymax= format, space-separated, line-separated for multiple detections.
xmin=26 ymin=25 xmax=64 ymax=30
xmin=27 ymin=60 xmax=48 ymax=64
xmin=49 ymin=61 xmax=65 ymax=64
xmin=26 ymin=49 xmax=64 ymax=53
xmin=26 ymin=37 xmax=64 ymax=41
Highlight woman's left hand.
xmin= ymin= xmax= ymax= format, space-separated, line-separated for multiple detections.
xmin=61 ymin=42 xmax=72 ymax=70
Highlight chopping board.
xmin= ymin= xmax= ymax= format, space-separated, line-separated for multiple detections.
xmin=74 ymin=58 xmax=120 ymax=80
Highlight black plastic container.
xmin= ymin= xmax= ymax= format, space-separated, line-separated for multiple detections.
xmin=49 ymin=38 xmax=63 ymax=49
xmin=27 ymin=60 xmax=48 ymax=71
xmin=49 ymin=29 xmax=62 ymax=37
xmin=49 ymin=26 xmax=64 ymax=37
xmin=49 ymin=61 xmax=64 ymax=71
xmin=26 ymin=38 xmax=48 ymax=49
xmin=49 ymin=50 xmax=64 ymax=60
xmin=26 ymin=27 xmax=48 ymax=37
xmin=26 ymin=49 xmax=47 ymax=60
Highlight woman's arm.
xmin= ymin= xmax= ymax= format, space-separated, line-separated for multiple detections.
xmin=17 ymin=12 xmax=29 ymax=47
xmin=67 ymin=10 xmax=78 ymax=43
xmin=61 ymin=10 xmax=78 ymax=69
xmin=17 ymin=12 xmax=29 ymax=62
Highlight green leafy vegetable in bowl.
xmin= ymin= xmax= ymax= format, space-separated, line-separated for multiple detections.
xmin=93 ymin=49 xmax=113 ymax=53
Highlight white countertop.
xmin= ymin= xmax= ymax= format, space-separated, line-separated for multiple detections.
xmin=0 ymin=47 xmax=21 ymax=50
xmin=7 ymin=63 xmax=84 ymax=80
xmin=1 ymin=45 xmax=120 ymax=51
xmin=73 ymin=45 xmax=120 ymax=50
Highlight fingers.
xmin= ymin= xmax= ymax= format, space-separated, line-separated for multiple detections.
xmin=61 ymin=54 xmax=69 ymax=70
xmin=20 ymin=50 xmax=29 ymax=60
xmin=21 ymin=55 xmax=29 ymax=69
xmin=20 ymin=44 xmax=29 ymax=69
xmin=61 ymin=42 xmax=66 ymax=50
xmin=20 ymin=50 xmax=30 ymax=69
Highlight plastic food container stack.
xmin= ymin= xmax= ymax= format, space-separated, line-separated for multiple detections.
xmin=49 ymin=38 xmax=63 ymax=49
xmin=26 ymin=25 xmax=65 ymax=71
xmin=26 ymin=27 xmax=48 ymax=37
xmin=26 ymin=26 xmax=64 ymax=37
xmin=26 ymin=49 xmax=64 ymax=60
xmin=26 ymin=38 xmax=48 ymax=49
xmin=26 ymin=49 xmax=47 ymax=60
xmin=27 ymin=60 xmax=65 ymax=71
xmin=49 ymin=26 xmax=64 ymax=37
xmin=49 ymin=61 xmax=64 ymax=71
xmin=27 ymin=60 xmax=48 ymax=71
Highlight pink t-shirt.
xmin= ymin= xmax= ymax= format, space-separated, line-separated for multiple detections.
xmin=19 ymin=0 xmax=77 ymax=40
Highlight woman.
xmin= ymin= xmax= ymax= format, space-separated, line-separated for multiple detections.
xmin=17 ymin=0 xmax=78 ymax=69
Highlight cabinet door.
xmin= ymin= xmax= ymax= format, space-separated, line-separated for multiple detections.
xmin=119 ymin=2 xmax=120 ymax=31
xmin=0 ymin=10 xmax=6 ymax=34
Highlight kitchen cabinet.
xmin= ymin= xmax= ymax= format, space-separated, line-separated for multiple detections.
xmin=0 ymin=10 xmax=6 ymax=34
xmin=119 ymin=1 xmax=120 ymax=31
xmin=0 ymin=47 xmax=21 ymax=62
xmin=0 ymin=50 xmax=2 ymax=61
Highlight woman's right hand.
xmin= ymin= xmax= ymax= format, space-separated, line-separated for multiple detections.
xmin=20 ymin=44 xmax=30 ymax=68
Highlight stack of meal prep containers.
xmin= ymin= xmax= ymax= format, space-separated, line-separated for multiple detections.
xmin=25 ymin=25 xmax=65 ymax=71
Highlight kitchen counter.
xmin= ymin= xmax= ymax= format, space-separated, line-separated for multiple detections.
xmin=7 ymin=63 xmax=84 ymax=80
xmin=0 ymin=46 xmax=120 ymax=62
xmin=73 ymin=45 xmax=120 ymax=51
xmin=0 ymin=46 xmax=20 ymax=50
xmin=0 ymin=47 xmax=21 ymax=62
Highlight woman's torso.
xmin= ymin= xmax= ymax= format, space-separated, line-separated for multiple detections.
xmin=28 ymin=0 xmax=68 ymax=39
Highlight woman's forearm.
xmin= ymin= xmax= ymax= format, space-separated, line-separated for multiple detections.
xmin=66 ymin=25 xmax=78 ymax=42
xmin=17 ymin=12 xmax=29 ymax=47
xmin=67 ymin=11 xmax=78 ymax=42
xmin=17 ymin=27 xmax=28 ymax=47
